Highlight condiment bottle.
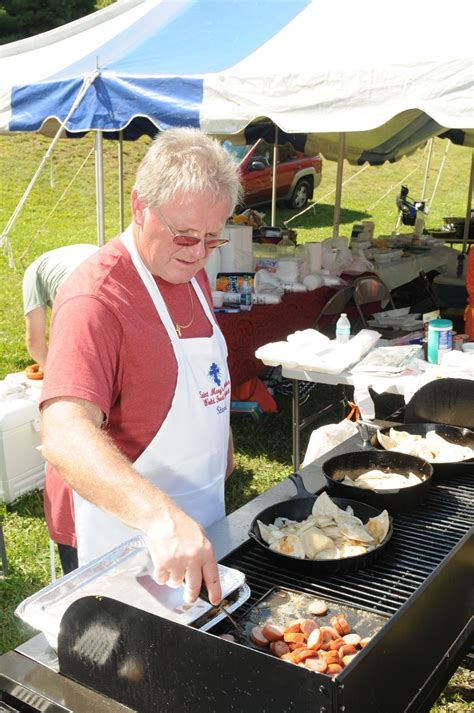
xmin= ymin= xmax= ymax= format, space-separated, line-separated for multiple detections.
xmin=240 ymin=275 xmax=253 ymax=311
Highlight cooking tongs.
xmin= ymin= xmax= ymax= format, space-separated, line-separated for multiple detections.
xmin=199 ymin=584 xmax=245 ymax=638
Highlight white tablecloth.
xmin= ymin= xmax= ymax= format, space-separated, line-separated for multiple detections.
xmin=281 ymin=349 xmax=474 ymax=420
xmin=374 ymin=246 xmax=459 ymax=290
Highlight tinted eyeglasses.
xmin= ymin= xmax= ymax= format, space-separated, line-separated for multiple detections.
xmin=155 ymin=207 xmax=229 ymax=249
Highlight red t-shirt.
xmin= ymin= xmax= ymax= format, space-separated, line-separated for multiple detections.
xmin=41 ymin=235 xmax=214 ymax=546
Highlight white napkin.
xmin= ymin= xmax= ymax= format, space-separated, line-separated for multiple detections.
xmin=439 ymin=350 xmax=474 ymax=379
xmin=0 ymin=374 xmax=29 ymax=400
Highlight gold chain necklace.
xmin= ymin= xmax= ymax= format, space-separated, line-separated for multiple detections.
xmin=174 ymin=282 xmax=194 ymax=337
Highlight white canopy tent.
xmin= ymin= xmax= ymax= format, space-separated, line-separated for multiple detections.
xmin=1 ymin=0 xmax=473 ymax=250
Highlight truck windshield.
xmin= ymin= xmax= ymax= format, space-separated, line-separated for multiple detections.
xmin=223 ymin=141 xmax=251 ymax=164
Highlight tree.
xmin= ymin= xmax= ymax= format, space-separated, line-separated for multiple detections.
xmin=0 ymin=0 xmax=98 ymax=43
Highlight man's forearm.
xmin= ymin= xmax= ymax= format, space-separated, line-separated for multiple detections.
xmin=41 ymin=396 xmax=223 ymax=604
xmin=25 ymin=309 xmax=48 ymax=370
xmin=41 ymin=397 xmax=177 ymax=533
xmin=28 ymin=343 xmax=48 ymax=370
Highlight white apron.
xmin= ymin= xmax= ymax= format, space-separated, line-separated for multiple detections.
xmin=73 ymin=227 xmax=231 ymax=566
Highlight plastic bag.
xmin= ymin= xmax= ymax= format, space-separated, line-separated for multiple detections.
xmin=346 ymin=254 xmax=374 ymax=274
xmin=302 ymin=419 xmax=358 ymax=468
xmin=321 ymin=237 xmax=353 ymax=276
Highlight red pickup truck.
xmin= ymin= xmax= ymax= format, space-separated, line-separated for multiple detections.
xmin=224 ymin=138 xmax=322 ymax=210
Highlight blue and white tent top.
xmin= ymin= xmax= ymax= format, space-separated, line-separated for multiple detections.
xmin=1 ymin=0 xmax=473 ymax=164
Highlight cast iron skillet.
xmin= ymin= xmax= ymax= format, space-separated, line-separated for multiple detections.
xmin=322 ymin=451 xmax=433 ymax=515
xmin=369 ymin=423 xmax=474 ymax=479
xmin=248 ymin=473 xmax=393 ymax=575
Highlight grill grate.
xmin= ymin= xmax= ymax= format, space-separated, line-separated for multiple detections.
xmin=221 ymin=474 xmax=474 ymax=619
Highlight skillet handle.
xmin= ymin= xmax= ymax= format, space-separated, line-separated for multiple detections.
xmin=288 ymin=472 xmax=314 ymax=497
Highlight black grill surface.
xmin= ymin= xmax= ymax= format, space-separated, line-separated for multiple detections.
xmin=221 ymin=474 xmax=474 ymax=618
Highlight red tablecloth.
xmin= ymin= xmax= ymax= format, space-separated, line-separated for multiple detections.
xmin=216 ymin=286 xmax=342 ymax=387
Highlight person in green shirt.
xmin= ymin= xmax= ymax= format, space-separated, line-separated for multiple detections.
xmin=22 ymin=244 xmax=98 ymax=370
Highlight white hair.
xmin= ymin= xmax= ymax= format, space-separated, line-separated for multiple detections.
xmin=134 ymin=127 xmax=243 ymax=214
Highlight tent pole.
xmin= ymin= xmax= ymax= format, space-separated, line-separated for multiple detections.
xmin=421 ymin=138 xmax=434 ymax=201
xmin=271 ymin=126 xmax=278 ymax=226
xmin=95 ymin=131 xmax=105 ymax=246
xmin=333 ymin=132 xmax=346 ymax=238
xmin=118 ymin=130 xmax=125 ymax=232
xmin=461 ymin=149 xmax=474 ymax=256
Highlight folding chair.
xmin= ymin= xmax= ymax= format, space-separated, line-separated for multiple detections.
xmin=312 ymin=284 xmax=355 ymax=337
xmin=352 ymin=275 xmax=395 ymax=329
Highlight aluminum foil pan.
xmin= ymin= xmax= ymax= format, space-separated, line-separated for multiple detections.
xmin=16 ymin=535 xmax=249 ymax=648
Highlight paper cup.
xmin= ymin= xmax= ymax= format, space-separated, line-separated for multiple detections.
xmin=303 ymin=274 xmax=323 ymax=291
xmin=212 ymin=291 xmax=225 ymax=308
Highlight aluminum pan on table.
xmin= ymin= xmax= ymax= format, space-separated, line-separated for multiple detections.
xmin=16 ymin=535 xmax=249 ymax=647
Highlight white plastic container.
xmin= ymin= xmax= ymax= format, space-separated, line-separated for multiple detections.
xmin=0 ymin=375 xmax=44 ymax=503
xmin=305 ymin=242 xmax=322 ymax=272
xmin=336 ymin=313 xmax=351 ymax=344
xmin=427 ymin=319 xmax=452 ymax=364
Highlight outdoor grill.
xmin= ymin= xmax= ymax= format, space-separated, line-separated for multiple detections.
xmin=0 ymin=434 xmax=472 ymax=713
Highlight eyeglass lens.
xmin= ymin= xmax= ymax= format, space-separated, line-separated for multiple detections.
xmin=173 ymin=235 xmax=229 ymax=249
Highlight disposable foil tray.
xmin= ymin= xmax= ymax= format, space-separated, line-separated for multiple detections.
xmin=16 ymin=535 xmax=249 ymax=648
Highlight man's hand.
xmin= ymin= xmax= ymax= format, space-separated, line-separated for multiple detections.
xmin=146 ymin=506 xmax=222 ymax=606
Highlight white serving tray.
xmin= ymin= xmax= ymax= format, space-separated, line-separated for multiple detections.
xmin=16 ymin=536 xmax=249 ymax=648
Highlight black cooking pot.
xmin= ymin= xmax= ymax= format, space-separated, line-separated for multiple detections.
xmin=248 ymin=473 xmax=393 ymax=575
xmin=322 ymin=451 xmax=433 ymax=514
xmin=370 ymin=423 xmax=474 ymax=479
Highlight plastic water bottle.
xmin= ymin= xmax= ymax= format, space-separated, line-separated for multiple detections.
xmin=336 ymin=313 xmax=351 ymax=343
xmin=240 ymin=276 xmax=253 ymax=311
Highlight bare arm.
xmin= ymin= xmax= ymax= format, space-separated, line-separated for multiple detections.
xmin=41 ymin=396 xmax=222 ymax=604
xmin=25 ymin=308 xmax=48 ymax=369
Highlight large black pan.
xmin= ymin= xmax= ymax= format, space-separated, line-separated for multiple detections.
xmin=248 ymin=473 xmax=393 ymax=575
xmin=322 ymin=451 xmax=433 ymax=514
xmin=369 ymin=423 xmax=474 ymax=479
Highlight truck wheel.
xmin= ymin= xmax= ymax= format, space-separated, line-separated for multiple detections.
xmin=288 ymin=179 xmax=311 ymax=210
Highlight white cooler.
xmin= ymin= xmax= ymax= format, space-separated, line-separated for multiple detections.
xmin=0 ymin=374 xmax=44 ymax=503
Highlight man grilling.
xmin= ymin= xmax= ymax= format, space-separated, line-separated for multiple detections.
xmin=40 ymin=128 xmax=242 ymax=606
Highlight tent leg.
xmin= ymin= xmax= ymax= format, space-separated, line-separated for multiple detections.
xmin=333 ymin=132 xmax=346 ymax=238
xmin=461 ymin=149 xmax=474 ymax=257
xmin=95 ymin=130 xmax=105 ymax=246
xmin=118 ymin=130 xmax=125 ymax=233
xmin=271 ymin=126 xmax=278 ymax=226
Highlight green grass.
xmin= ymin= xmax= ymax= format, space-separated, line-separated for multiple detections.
xmin=0 ymin=134 xmax=473 ymax=709
xmin=1 ymin=134 xmax=472 ymax=376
